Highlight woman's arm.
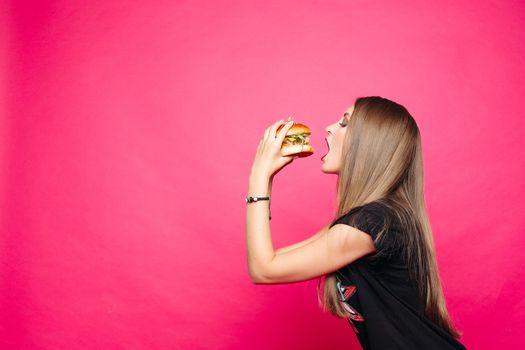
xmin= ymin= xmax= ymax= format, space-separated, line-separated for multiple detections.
xmin=245 ymin=174 xmax=274 ymax=280
xmin=245 ymin=120 xmax=296 ymax=281
xmin=247 ymin=179 xmax=375 ymax=284
xmin=245 ymin=120 xmax=375 ymax=284
xmin=274 ymin=225 xmax=329 ymax=255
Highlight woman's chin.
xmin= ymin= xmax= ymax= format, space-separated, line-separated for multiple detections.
xmin=321 ymin=161 xmax=337 ymax=174
xmin=322 ymin=169 xmax=337 ymax=174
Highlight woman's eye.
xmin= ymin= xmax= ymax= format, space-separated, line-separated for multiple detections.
xmin=338 ymin=120 xmax=347 ymax=127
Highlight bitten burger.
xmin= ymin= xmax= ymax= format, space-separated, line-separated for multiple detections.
xmin=276 ymin=122 xmax=314 ymax=157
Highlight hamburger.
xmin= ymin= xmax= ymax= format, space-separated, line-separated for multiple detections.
xmin=277 ymin=122 xmax=314 ymax=157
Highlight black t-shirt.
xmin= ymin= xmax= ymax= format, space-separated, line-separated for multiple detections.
xmin=329 ymin=201 xmax=467 ymax=349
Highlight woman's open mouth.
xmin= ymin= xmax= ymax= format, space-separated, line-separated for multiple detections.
xmin=321 ymin=138 xmax=330 ymax=161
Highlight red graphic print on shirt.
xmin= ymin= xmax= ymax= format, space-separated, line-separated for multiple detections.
xmin=337 ymin=280 xmax=365 ymax=333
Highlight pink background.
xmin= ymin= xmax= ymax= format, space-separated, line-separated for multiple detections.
xmin=2 ymin=0 xmax=525 ymax=349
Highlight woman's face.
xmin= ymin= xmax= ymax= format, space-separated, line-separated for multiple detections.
xmin=321 ymin=105 xmax=354 ymax=174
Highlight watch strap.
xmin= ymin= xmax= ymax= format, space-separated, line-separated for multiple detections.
xmin=245 ymin=196 xmax=270 ymax=203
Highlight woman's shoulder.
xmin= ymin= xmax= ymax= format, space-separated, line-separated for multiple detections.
xmin=331 ymin=199 xmax=408 ymax=250
xmin=335 ymin=200 xmax=395 ymax=225
xmin=330 ymin=201 xmax=388 ymax=236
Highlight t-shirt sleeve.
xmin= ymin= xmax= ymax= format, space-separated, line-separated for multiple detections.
xmin=329 ymin=202 xmax=387 ymax=241
xmin=329 ymin=202 xmax=403 ymax=260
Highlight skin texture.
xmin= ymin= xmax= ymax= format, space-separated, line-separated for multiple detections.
xmin=245 ymin=106 xmax=376 ymax=284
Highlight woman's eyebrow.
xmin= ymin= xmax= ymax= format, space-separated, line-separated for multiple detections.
xmin=343 ymin=112 xmax=349 ymax=117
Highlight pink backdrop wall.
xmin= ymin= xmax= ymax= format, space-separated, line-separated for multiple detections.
xmin=3 ymin=0 xmax=525 ymax=348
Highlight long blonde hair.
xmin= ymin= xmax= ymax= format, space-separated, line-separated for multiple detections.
xmin=317 ymin=96 xmax=460 ymax=338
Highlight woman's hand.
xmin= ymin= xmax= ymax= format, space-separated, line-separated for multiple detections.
xmin=249 ymin=120 xmax=296 ymax=181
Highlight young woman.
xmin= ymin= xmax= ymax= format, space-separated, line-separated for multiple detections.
xmin=245 ymin=96 xmax=466 ymax=349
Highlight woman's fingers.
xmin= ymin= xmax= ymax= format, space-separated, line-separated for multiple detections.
xmin=264 ymin=119 xmax=282 ymax=141
xmin=263 ymin=126 xmax=270 ymax=141
xmin=264 ymin=120 xmax=284 ymax=141
xmin=251 ymin=119 xmax=298 ymax=178
xmin=259 ymin=119 xmax=294 ymax=158
xmin=275 ymin=120 xmax=294 ymax=145
xmin=268 ymin=120 xmax=286 ymax=140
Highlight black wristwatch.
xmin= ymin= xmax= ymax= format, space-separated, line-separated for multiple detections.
xmin=245 ymin=196 xmax=271 ymax=220
xmin=245 ymin=196 xmax=270 ymax=203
